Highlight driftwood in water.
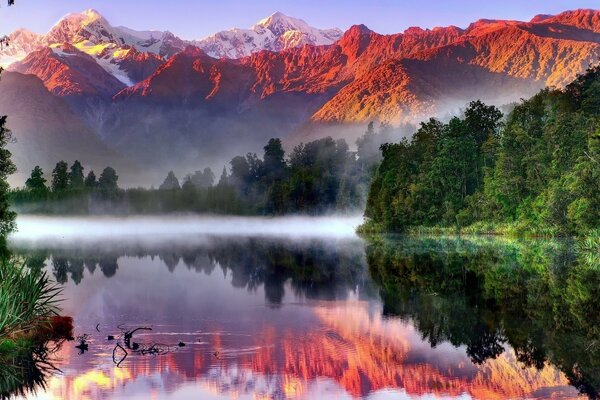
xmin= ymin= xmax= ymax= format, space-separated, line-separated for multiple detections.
xmin=75 ymin=323 xmax=188 ymax=367
xmin=111 ymin=325 xmax=179 ymax=367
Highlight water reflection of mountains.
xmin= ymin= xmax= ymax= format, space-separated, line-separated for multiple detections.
xmin=10 ymin=235 xmax=600 ymax=398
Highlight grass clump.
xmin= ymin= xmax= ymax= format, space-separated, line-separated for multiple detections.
xmin=0 ymin=257 xmax=62 ymax=340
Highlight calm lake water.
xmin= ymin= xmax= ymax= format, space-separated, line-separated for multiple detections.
xmin=5 ymin=216 xmax=597 ymax=400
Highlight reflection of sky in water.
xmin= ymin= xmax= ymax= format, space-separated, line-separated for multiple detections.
xmin=7 ymin=217 xmax=583 ymax=400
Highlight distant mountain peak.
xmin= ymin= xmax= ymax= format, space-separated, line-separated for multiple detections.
xmin=344 ymin=24 xmax=373 ymax=37
xmin=337 ymin=24 xmax=374 ymax=61
xmin=530 ymin=14 xmax=553 ymax=23
xmin=254 ymin=11 xmax=310 ymax=35
xmin=53 ymin=8 xmax=106 ymax=29
xmin=196 ymin=12 xmax=343 ymax=59
xmin=538 ymin=8 xmax=600 ymax=32
xmin=46 ymin=8 xmax=113 ymax=45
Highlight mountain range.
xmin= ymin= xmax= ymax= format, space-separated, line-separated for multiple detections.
xmin=1 ymin=8 xmax=600 ymax=185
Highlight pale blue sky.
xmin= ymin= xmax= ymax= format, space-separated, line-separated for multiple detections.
xmin=1 ymin=0 xmax=599 ymax=38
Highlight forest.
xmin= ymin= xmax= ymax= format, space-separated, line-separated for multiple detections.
xmin=363 ymin=66 xmax=600 ymax=235
xmin=8 ymin=131 xmax=394 ymax=215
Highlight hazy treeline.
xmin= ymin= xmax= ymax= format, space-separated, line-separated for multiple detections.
xmin=10 ymin=131 xmax=396 ymax=215
xmin=365 ymin=66 xmax=600 ymax=235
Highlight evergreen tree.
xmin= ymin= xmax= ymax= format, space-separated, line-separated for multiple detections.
xmin=159 ymin=171 xmax=180 ymax=190
xmin=229 ymin=156 xmax=251 ymax=191
xmin=84 ymin=170 xmax=97 ymax=189
xmin=217 ymin=166 xmax=229 ymax=186
xmin=51 ymin=161 xmax=69 ymax=192
xmin=69 ymin=160 xmax=85 ymax=189
xmin=25 ymin=166 xmax=47 ymax=193
xmin=0 ymin=115 xmax=16 ymax=235
xmin=262 ymin=138 xmax=288 ymax=213
xmin=263 ymin=138 xmax=287 ymax=181
xmin=98 ymin=167 xmax=119 ymax=191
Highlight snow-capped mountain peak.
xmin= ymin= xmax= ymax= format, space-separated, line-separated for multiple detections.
xmin=46 ymin=8 xmax=114 ymax=44
xmin=0 ymin=9 xmax=182 ymax=86
xmin=0 ymin=9 xmax=342 ymax=87
xmin=196 ymin=12 xmax=343 ymax=58
xmin=254 ymin=11 xmax=313 ymax=36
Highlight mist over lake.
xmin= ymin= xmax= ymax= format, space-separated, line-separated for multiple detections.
xmin=11 ymin=215 xmax=364 ymax=245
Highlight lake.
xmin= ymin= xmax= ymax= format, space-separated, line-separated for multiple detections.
xmin=4 ymin=216 xmax=596 ymax=400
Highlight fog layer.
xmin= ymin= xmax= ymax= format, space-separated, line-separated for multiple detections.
xmin=10 ymin=215 xmax=363 ymax=245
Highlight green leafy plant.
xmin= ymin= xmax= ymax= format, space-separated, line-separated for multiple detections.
xmin=0 ymin=258 xmax=62 ymax=338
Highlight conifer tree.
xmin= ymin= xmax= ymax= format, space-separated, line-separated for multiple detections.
xmin=51 ymin=161 xmax=69 ymax=192
xmin=25 ymin=166 xmax=47 ymax=193
xmin=98 ymin=167 xmax=119 ymax=191
xmin=159 ymin=171 xmax=180 ymax=190
xmin=84 ymin=170 xmax=97 ymax=189
xmin=69 ymin=160 xmax=85 ymax=189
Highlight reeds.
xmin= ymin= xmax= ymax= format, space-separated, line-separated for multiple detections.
xmin=0 ymin=258 xmax=61 ymax=339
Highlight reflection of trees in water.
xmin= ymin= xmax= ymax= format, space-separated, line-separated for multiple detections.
xmin=47 ymin=257 xmax=118 ymax=284
xmin=203 ymin=238 xmax=369 ymax=303
xmin=12 ymin=237 xmax=371 ymax=304
xmin=366 ymin=236 xmax=600 ymax=399
xmin=99 ymin=259 xmax=118 ymax=278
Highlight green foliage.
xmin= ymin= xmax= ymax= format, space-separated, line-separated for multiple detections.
xmin=84 ymin=171 xmax=97 ymax=189
xmin=0 ymin=338 xmax=62 ymax=400
xmin=0 ymin=115 xmax=16 ymax=236
xmin=159 ymin=171 xmax=180 ymax=190
xmin=68 ymin=160 xmax=84 ymax=189
xmin=98 ymin=167 xmax=118 ymax=192
xmin=365 ymin=68 xmax=600 ymax=235
xmin=25 ymin=167 xmax=47 ymax=194
xmin=365 ymin=101 xmax=502 ymax=231
xmin=50 ymin=161 xmax=68 ymax=192
xmin=0 ymin=258 xmax=61 ymax=338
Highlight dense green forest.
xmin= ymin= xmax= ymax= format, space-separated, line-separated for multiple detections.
xmin=10 ymin=132 xmax=395 ymax=215
xmin=364 ymin=66 xmax=600 ymax=235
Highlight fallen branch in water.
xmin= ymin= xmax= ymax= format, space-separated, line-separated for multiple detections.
xmin=112 ymin=343 xmax=128 ymax=367
xmin=109 ymin=325 xmax=182 ymax=367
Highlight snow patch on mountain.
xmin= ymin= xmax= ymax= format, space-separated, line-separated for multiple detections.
xmin=73 ymin=41 xmax=135 ymax=85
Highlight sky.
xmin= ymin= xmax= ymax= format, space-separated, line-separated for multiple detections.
xmin=1 ymin=0 xmax=599 ymax=39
